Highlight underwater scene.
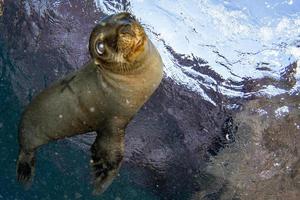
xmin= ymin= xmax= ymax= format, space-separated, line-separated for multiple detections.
xmin=0 ymin=0 xmax=299 ymax=199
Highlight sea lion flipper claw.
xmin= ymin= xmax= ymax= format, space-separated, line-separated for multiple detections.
xmin=90 ymin=128 xmax=125 ymax=195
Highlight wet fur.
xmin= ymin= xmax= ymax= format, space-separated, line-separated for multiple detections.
xmin=16 ymin=12 xmax=163 ymax=195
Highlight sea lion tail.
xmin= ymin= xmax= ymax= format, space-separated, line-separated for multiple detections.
xmin=16 ymin=149 xmax=35 ymax=188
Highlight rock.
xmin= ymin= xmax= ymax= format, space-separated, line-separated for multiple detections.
xmin=199 ymin=94 xmax=300 ymax=200
xmin=281 ymin=61 xmax=298 ymax=89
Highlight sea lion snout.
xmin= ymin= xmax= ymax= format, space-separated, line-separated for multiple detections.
xmin=118 ymin=24 xmax=136 ymax=37
xmin=117 ymin=21 xmax=146 ymax=60
xmin=113 ymin=13 xmax=146 ymax=62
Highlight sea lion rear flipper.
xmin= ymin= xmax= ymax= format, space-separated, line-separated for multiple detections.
xmin=16 ymin=149 xmax=35 ymax=188
xmin=90 ymin=128 xmax=125 ymax=195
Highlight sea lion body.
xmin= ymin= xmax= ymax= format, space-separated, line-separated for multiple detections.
xmin=20 ymin=40 xmax=162 ymax=144
xmin=17 ymin=13 xmax=163 ymax=194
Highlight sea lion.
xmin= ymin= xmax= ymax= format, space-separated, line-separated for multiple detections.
xmin=16 ymin=12 xmax=163 ymax=195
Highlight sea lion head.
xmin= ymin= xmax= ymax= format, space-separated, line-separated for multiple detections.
xmin=89 ymin=12 xmax=148 ymax=71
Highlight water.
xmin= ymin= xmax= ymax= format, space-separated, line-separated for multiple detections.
xmin=0 ymin=0 xmax=299 ymax=199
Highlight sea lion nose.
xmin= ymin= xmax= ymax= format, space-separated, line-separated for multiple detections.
xmin=119 ymin=24 xmax=136 ymax=37
xmin=118 ymin=12 xmax=135 ymax=21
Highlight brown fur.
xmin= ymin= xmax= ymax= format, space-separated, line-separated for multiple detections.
xmin=16 ymin=12 xmax=163 ymax=195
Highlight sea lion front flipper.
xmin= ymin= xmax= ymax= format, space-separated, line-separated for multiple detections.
xmin=90 ymin=126 xmax=125 ymax=195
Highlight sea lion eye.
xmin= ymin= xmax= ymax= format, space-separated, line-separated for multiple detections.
xmin=96 ymin=42 xmax=105 ymax=55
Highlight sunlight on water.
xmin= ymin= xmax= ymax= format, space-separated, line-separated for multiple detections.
xmin=96 ymin=0 xmax=300 ymax=101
